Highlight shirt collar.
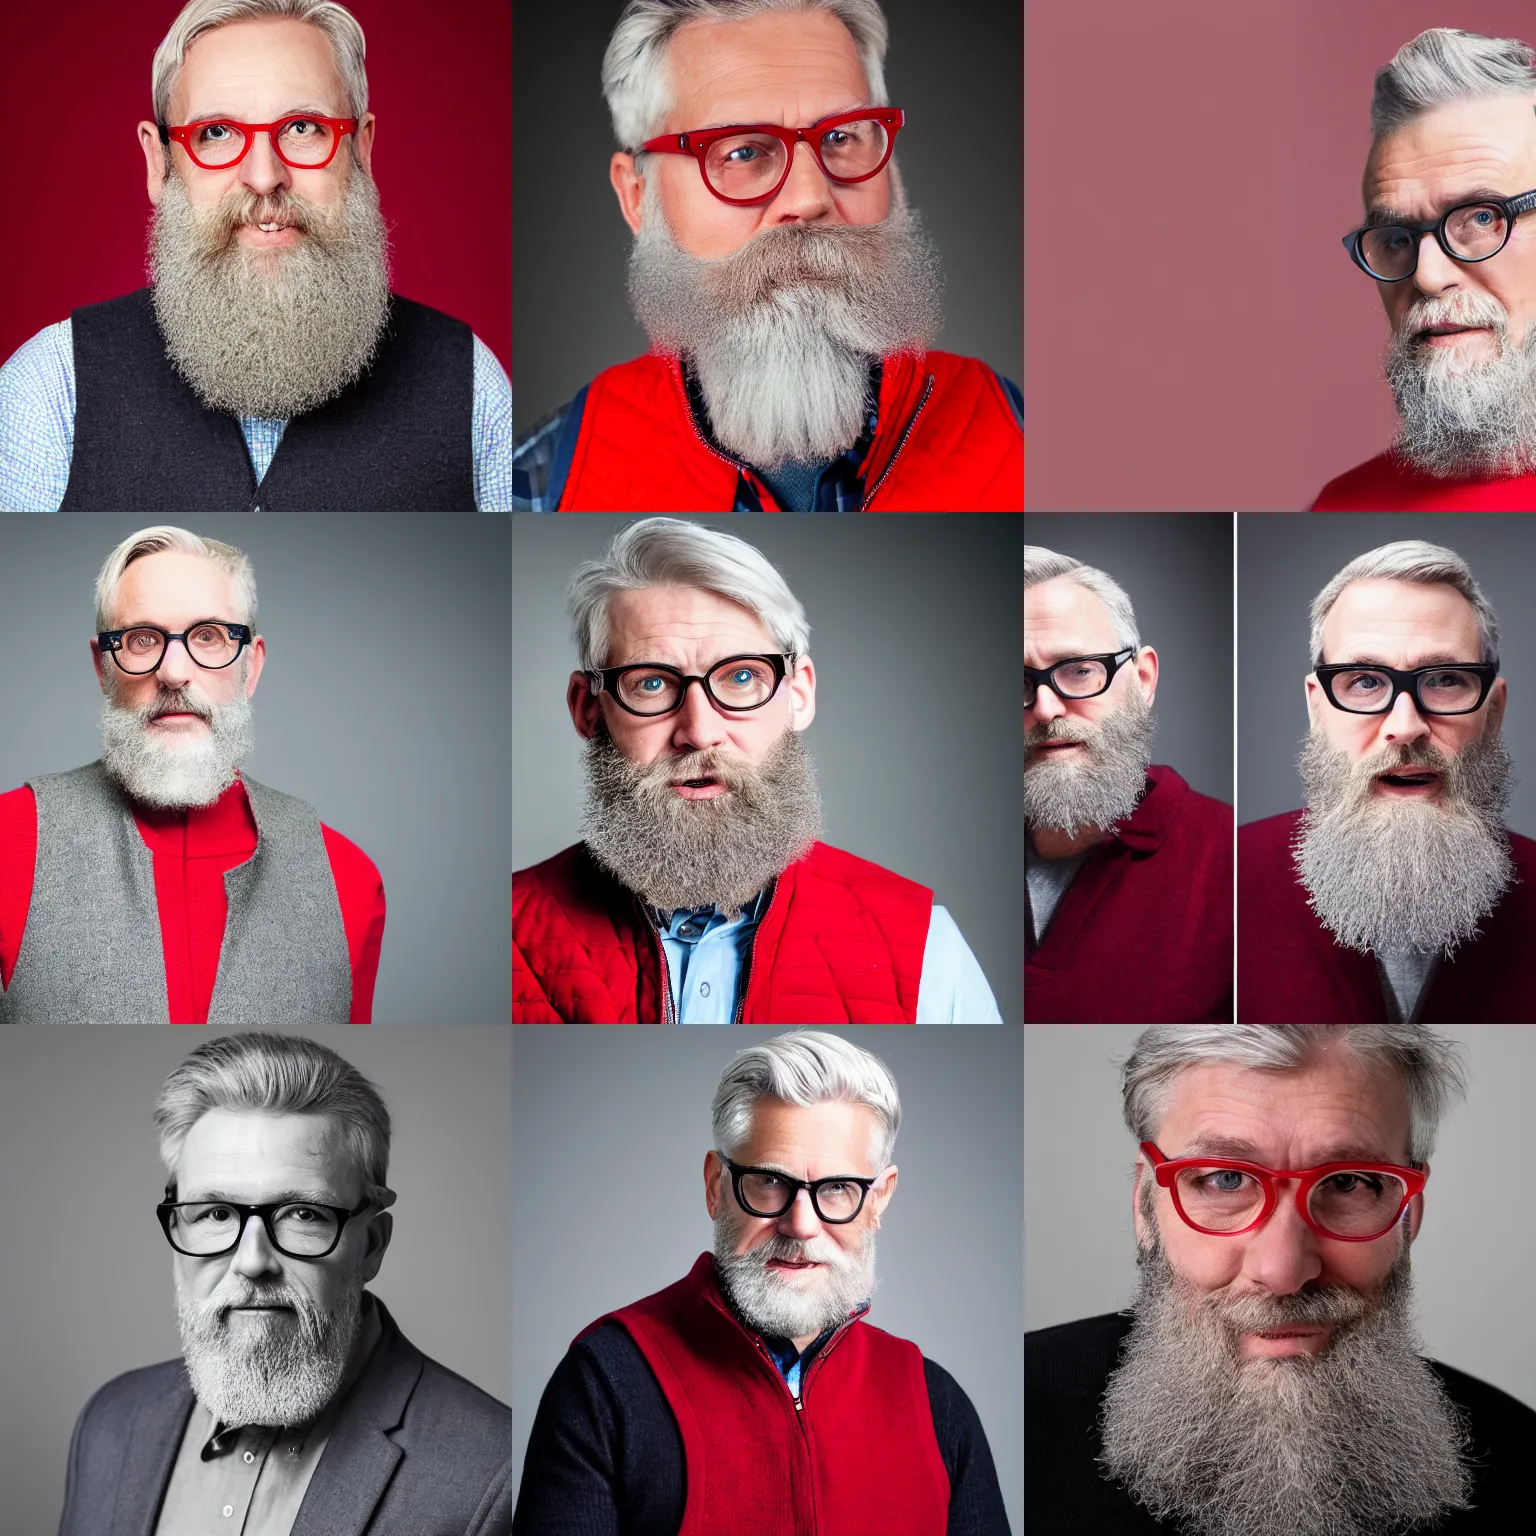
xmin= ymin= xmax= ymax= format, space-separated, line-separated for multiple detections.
xmin=1108 ymin=764 xmax=1188 ymax=853
xmin=649 ymin=882 xmax=774 ymax=935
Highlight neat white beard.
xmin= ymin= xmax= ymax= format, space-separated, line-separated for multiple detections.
xmin=1024 ymin=689 xmax=1155 ymax=836
xmin=100 ymin=674 xmax=254 ymax=810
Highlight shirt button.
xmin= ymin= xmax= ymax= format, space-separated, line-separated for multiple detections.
xmin=700 ymin=982 xmax=711 ymax=997
xmin=223 ymin=1506 xmax=234 ymax=1518
xmin=243 ymin=1450 xmax=255 ymax=1463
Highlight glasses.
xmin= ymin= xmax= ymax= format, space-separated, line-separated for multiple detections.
xmin=641 ymin=108 xmax=905 ymax=205
xmin=722 ymin=1157 xmax=879 ymax=1224
xmin=588 ymin=653 xmax=795 ymax=717
xmin=1141 ymin=1141 xmax=1426 ymax=1243
xmin=157 ymin=1196 xmax=373 ymax=1258
xmin=1343 ymin=187 xmax=1536 ymax=280
xmin=1025 ymin=650 xmax=1135 ymax=708
xmin=158 ymin=115 xmax=358 ymax=171
xmin=98 ymin=621 xmax=252 ymax=675
xmin=1314 ymin=661 xmax=1498 ymax=716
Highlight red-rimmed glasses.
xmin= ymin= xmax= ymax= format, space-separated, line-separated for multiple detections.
xmin=640 ymin=107 xmax=905 ymax=205
xmin=1140 ymin=1141 xmax=1427 ymax=1243
xmin=158 ymin=115 xmax=358 ymax=171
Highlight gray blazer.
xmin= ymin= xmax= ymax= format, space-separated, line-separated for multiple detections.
xmin=57 ymin=1298 xmax=511 ymax=1536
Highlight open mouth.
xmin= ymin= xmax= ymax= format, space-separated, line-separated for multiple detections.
xmin=670 ymin=775 xmax=728 ymax=798
xmin=1375 ymin=768 xmax=1440 ymax=792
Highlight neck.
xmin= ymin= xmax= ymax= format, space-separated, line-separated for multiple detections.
xmin=1029 ymin=824 xmax=1107 ymax=859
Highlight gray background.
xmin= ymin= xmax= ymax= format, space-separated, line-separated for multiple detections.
xmin=1027 ymin=513 xmax=1234 ymax=806
xmin=511 ymin=0 xmax=1023 ymax=430
xmin=1024 ymin=1023 xmax=1536 ymax=1410
xmin=511 ymin=1024 xmax=1023 ymax=1534
xmin=511 ymin=512 xmax=1024 ymax=1025
xmin=1238 ymin=514 xmax=1536 ymax=832
xmin=0 ymin=1023 xmax=511 ymax=1527
xmin=0 ymin=514 xmax=511 ymax=1023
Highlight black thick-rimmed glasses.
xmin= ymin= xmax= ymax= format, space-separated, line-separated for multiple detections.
xmin=98 ymin=621 xmax=253 ymax=676
xmin=1025 ymin=649 xmax=1135 ymax=708
xmin=589 ymin=653 xmax=796 ymax=718
xmin=1314 ymin=661 xmax=1499 ymax=716
xmin=1343 ymin=187 xmax=1536 ymax=280
xmin=156 ymin=1195 xmax=373 ymax=1259
xmin=722 ymin=1156 xmax=879 ymax=1224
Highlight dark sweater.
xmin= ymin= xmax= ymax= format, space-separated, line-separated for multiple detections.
xmin=513 ymin=1320 xmax=1011 ymax=1535
xmin=1026 ymin=1312 xmax=1535 ymax=1534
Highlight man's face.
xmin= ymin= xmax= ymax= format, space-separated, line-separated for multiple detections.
xmin=705 ymin=1098 xmax=897 ymax=1345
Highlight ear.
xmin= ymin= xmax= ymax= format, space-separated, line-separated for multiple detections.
xmin=352 ymin=112 xmax=376 ymax=175
xmin=90 ymin=637 xmax=110 ymax=694
xmin=1133 ymin=646 xmax=1158 ymax=709
xmin=138 ymin=120 xmax=170 ymax=206
xmin=1304 ymin=672 xmax=1323 ymax=730
xmin=868 ymin=1163 xmax=897 ymax=1219
xmin=1404 ymin=1189 xmax=1424 ymax=1246
xmin=243 ymin=636 xmax=266 ymax=698
xmin=1484 ymin=675 xmax=1507 ymax=739
xmin=611 ymin=152 xmax=646 ymax=236
xmin=360 ymin=1211 xmax=393 ymax=1281
xmin=786 ymin=654 xmax=816 ymax=732
xmin=703 ymin=1150 xmax=725 ymax=1219
xmin=1132 ymin=1158 xmax=1148 ymax=1249
xmin=568 ymin=670 xmax=603 ymax=739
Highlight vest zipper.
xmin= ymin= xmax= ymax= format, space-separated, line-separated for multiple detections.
xmin=731 ymin=877 xmax=778 ymax=1024
xmin=637 ymin=903 xmax=676 ymax=1025
xmin=862 ymin=373 xmax=934 ymax=509
xmin=672 ymin=362 xmax=780 ymax=510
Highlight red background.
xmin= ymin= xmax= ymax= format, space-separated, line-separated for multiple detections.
xmin=1026 ymin=0 xmax=1536 ymax=511
xmin=0 ymin=0 xmax=510 ymax=378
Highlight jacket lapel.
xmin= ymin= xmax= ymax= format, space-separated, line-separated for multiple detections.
xmin=115 ymin=1369 xmax=194 ymax=1536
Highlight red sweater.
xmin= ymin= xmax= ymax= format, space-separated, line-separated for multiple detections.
xmin=1026 ymin=765 xmax=1233 ymax=1023
xmin=0 ymin=778 xmax=385 ymax=1023
xmin=1239 ymin=809 xmax=1536 ymax=1022
xmin=1311 ymin=452 xmax=1536 ymax=511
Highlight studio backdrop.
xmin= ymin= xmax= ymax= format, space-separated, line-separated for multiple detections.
xmin=1024 ymin=1023 xmax=1536 ymax=1413
xmin=512 ymin=512 xmax=1024 ymax=1025
xmin=512 ymin=0 xmax=1023 ymax=430
xmin=0 ymin=513 xmax=511 ymax=1024
xmin=511 ymin=1023 xmax=1024 ymax=1535
xmin=0 ymin=1023 xmax=511 ymax=1535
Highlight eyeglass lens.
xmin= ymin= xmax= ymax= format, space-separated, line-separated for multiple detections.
xmin=1024 ymin=658 xmax=1111 ymax=706
xmin=1328 ymin=667 xmax=1483 ymax=714
xmin=167 ymin=1201 xmax=341 ymax=1256
xmin=187 ymin=118 xmax=338 ymax=168
xmin=1359 ymin=204 xmax=1508 ymax=279
xmin=736 ymin=1170 xmax=864 ymax=1221
xmin=704 ymin=117 xmax=889 ymax=199
xmin=616 ymin=658 xmax=779 ymax=715
xmin=115 ymin=625 xmax=241 ymax=674
xmin=1173 ymin=1166 xmax=1408 ymax=1238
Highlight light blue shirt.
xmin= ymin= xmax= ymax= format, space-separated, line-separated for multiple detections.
xmin=656 ymin=897 xmax=1003 ymax=1024
xmin=0 ymin=316 xmax=514 ymax=512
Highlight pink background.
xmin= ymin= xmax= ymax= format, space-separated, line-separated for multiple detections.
xmin=1025 ymin=0 xmax=1536 ymax=510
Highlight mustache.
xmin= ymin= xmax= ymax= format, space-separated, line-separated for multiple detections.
xmin=1026 ymin=717 xmax=1098 ymax=750
xmin=704 ymin=221 xmax=905 ymax=312
xmin=117 ymin=685 xmax=215 ymax=726
xmin=1200 ymin=1281 xmax=1371 ymax=1334
xmin=193 ymin=186 xmax=320 ymax=250
xmin=1399 ymin=289 xmax=1510 ymax=343
xmin=742 ymin=1233 xmax=847 ymax=1270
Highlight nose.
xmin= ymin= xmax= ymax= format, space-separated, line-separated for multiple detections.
xmin=764 ymin=139 xmax=836 ymax=224
xmin=1380 ymin=686 xmax=1430 ymax=746
xmin=668 ymin=677 xmax=731 ymax=752
xmin=238 ymin=128 xmax=293 ymax=198
xmin=228 ymin=1211 xmax=283 ymax=1280
xmin=156 ymin=635 xmax=197 ymax=689
xmin=776 ymin=1186 xmax=824 ymax=1241
xmin=1408 ymin=228 xmax=1462 ymax=297
xmin=1237 ymin=1181 xmax=1322 ymax=1295
xmin=1026 ymin=681 xmax=1067 ymax=727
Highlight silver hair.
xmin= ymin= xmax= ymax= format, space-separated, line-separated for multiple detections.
xmin=566 ymin=516 xmax=811 ymax=672
xmin=1122 ymin=1025 xmax=1469 ymax=1166
xmin=1025 ymin=544 xmax=1141 ymax=651
xmin=1370 ymin=28 xmax=1536 ymax=138
xmin=601 ymin=0 xmax=890 ymax=152
xmin=154 ymin=1032 xmax=392 ymax=1204
xmin=712 ymin=1030 xmax=900 ymax=1170
xmin=151 ymin=0 xmax=369 ymax=125
xmin=1309 ymin=539 xmax=1498 ymax=667
xmin=95 ymin=525 xmax=258 ymax=632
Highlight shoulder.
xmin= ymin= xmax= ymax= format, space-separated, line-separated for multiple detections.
xmin=1237 ymin=808 xmax=1305 ymax=860
xmin=1026 ymin=1311 xmax=1132 ymax=1397
xmin=1311 ymin=452 xmax=1400 ymax=510
xmin=75 ymin=1358 xmax=189 ymax=1429
xmin=319 ymin=822 xmax=384 ymax=894
xmin=798 ymin=841 xmax=933 ymax=901
xmin=1504 ymin=828 xmax=1536 ymax=869
xmin=1430 ymin=1357 xmax=1536 ymax=1432
xmin=920 ymin=350 xmax=1023 ymax=421
xmin=410 ymin=1350 xmax=512 ymax=1436
xmin=1 ymin=317 xmax=73 ymax=387
xmin=0 ymin=783 xmax=37 ymax=823
xmin=384 ymin=293 xmax=473 ymax=342
xmin=513 ymin=843 xmax=596 ymax=907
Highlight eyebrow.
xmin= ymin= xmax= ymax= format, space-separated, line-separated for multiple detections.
xmin=694 ymin=101 xmax=872 ymax=132
xmin=1327 ymin=652 xmax=1475 ymax=668
xmin=180 ymin=104 xmax=336 ymax=124
xmin=1365 ymin=186 xmax=1511 ymax=226
xmin=1178 ymin=1135 xmax=1401 ymax=1165
xmin=611 ymin=652 xmax=772 ymax=670
xmin=180 ymin=1188 xmax=341 ymax=1205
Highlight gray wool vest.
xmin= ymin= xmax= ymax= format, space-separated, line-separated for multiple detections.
xmin=0 ymin=763 xmax=352 ymax=1025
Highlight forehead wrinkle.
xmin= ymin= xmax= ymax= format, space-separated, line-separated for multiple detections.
xmin=1367 ymin=138 xmax=1523 ymax=213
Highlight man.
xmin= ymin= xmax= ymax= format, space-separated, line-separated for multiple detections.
xmin=0 ymin=525 xmax=386 ymax=1024
xmin=57 ymin=1032 xmax=511 ymax=1535
xmin=514 ymin=1029 xmax=1009 ymax=1533
xmin=1239 ymin=539 xmax=1536 ymax=1022
xmin=0 ymin=0 xmax=512 ymax=511
xmin=1027 ymin=1023 xmax=1535 ymax=1535
xmin=1314 ymin=28 xmax=1536 ymax=511
xmin=512 ymin=516 xmax=1002 ymax=1022
xmin=1025 ymin=546 xmax=1232 ymax=1023
xmin=512 ymin=0 xmax=1022 ymax=512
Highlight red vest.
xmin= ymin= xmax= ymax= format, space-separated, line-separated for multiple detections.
xmin=1312 ymin=452 xmax=1536 ymax=510
xmin=580 ymin=1253 xmax=951 ymax=1536
xmin=556 ymin=351 xmax=1022 ymax=511
xmin=512 ymin=841 xmax=932 ymax=1023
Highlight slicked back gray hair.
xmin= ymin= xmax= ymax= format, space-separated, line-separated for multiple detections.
xmin=566 ymin=516 xmax=811 ymax=672
xmin=95 ymin=525 xmax=258 ymax=632
xmin=1370 ymin=28 xmax=1536 ymax=138
xmin=1025 ymin=545 xmax=1141 ymax=652
xmin=1122 ymin=1025 xmax=1468 ymax=1167
xmin=152 ymin=0 xmax=369 ymax=125
xmin=712 ymin=1030 xmax=901 ymax=1170
xmin=602 ymin=0 xmax=890 ymax=152
xmin=1309 ymin=539 xmax=1498 ymax=668
xmin=155 ymin=1032 xmax=392 ymax=1204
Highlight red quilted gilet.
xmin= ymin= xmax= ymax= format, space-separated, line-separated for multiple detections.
xmin=512 ymin=841 xmax=932 ymax=1023
xmin=555 ymin=351 xmax=1022 ymax=511
xmin=578 ymin=1253 xmax=951 ymax=1536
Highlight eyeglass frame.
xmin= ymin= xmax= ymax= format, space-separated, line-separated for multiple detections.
xmin=1312 ymin=660 xmax=1499 ymax=717
xmin=1025 ymin=649 xmax=1137 ymax=707
xmin=1140 ymin=1141 xmax=1427 ymax=1243
xmin=639 ymin=107 xmax=906 ymax=206
xmin=721 ymin=1156 xmax=881 ymax=1224
xmin=97 ymin=621 xmax=253 ymax=675
xmin=1342 ymin=187 xmax=1536 ymax=280
xmin=158 ymin=115 xmax=359 ymax=171
xmin=155 ymin=1191 xmax=377 ymax=1260
xmin=587 ymin=652 xmax=797 ymax=718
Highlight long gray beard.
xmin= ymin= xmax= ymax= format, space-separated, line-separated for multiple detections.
xmin=174 ymin=1268 xmax=363 ymax=1428
xmin=1294 ymin=730 xmax=1515 ymax=956
xmin=580 ymin=722 xmax=822 ymax=915
xmin=1024 ymin=691 xmax=1155 ymax=836
xmin=150 ymin=159 xmax=392 ymax=420
xmin=100 ymin=680 xmax=254 ymax=810
xmin=1099 ymin=1240 xmax=1473 ymax=1536
xmin=627 ymin=173 xmax=943 ymax=471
